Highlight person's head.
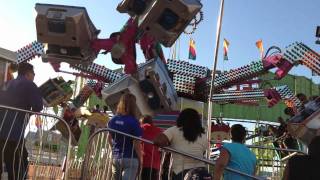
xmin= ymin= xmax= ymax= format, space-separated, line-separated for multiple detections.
xmin=284 ymin=107 xmax=295 ymax=117
xmin=116 ymin=93 xmax=137 ymax=117
xmin=308 ymin=136 xmax=320 ymax=159
xmin=296 ymin=93 xmax=307 ymax=103
xmin=140 ymin=115 xmax=153 ymax=125
xmin=176 ymin=108 xmax=205 ymax=142
xmin=231 ymin=124 xmax=246 ymax=143
xmin=18 ymin=63 xmax=35 ymax=81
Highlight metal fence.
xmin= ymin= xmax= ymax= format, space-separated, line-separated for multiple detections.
xmin=211 ymin=140 xmax=307 ymax=180
xmin=0 ymin=104 xmax=306 ymax=180
xmin=0 ymin=104 xmax=72 ymax=180
xmin=81 ymin=127 xmax=262 ymax=180
xmin=250 ymin=143 xmax=306 ymax=180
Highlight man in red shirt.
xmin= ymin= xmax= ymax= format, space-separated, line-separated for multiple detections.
xmin=140 ymin=115 xmax=163 ymax=180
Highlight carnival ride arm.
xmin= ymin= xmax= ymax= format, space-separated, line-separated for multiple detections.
xmin=213 ymin=54 xmax=283 ymax=90
xmin=139 ymin=33 xmax=166 ymax=63
xmin=213 ymin=42 xmax=320 ymax=91
xmin=212 ymin=85 xmax=303 ymax=111
xmin=90 ymin=18 xmax=138 ymax=74
xmin=213 ymin=148 xmax=230 ymax=180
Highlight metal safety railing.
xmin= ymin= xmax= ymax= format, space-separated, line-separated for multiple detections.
xmin=211 ymin=140 xmax=307 ymax=180
xmin=0 ymin=104 xmax=72 ymax=180
xmin=81 ymin=127 xmax=263 ymax=180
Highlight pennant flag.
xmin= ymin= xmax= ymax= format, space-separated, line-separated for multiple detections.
xmin=256 ymin=39 xmax=264 ymax=59
xmin=188 ymin=38 xmax=196 ymax=60
xmin=223 ymin=39 xmax=229 ymax=61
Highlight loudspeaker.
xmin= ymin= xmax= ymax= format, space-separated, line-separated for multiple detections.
xmin=35 ymin=3 xmax=99 ymax=65
xmin=138 ymin=0 xmax=202 ymax=47
xmin=102 ymin=57 xmax=178 ymax=117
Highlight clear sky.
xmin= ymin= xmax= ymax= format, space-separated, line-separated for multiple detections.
xmin=0 ymin=0 xmax=320 ymax=86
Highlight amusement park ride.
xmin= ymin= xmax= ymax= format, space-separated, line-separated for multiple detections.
xmin=1 ymin=0 xmax=320 ymax=146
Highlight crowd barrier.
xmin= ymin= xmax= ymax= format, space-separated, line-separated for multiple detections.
xmin=81 ymin=128 xmax=263 ymax=180
xmin=211 ymin=140 xmax=307 ymax=180
xmin=0 ymin=105 xmax=72 ymax=180
xmin=251 ymin=144 xmax=305 ymax=180
xmin=0 ymin=104 xmax=306 ymax=180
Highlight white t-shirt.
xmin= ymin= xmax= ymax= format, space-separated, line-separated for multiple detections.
xmin=163 ymin=126 xmax=208 ymax=174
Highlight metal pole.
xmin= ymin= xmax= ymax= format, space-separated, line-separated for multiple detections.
xmin=211 ymin=141 xmax=307 ymax=155
xmin=0 ymin=105 xmax=72 ymax=180
xmin=207 ymin=0 xmax=225 ymax=158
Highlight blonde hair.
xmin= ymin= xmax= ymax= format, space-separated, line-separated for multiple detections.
xmin=116 ymin=93 xmax=137 ymax=117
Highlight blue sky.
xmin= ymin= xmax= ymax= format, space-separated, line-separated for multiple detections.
xmin=0 ymin=0 xmax=320 ymax=85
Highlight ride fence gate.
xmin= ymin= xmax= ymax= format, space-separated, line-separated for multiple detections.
xmin=0 ymin=105 xmax=305 ymax=180
xmin=211 ymin=140 xmax=307 ymax=180
xmin=81 ymin=128 xmax=261 ymax=180
xmin=0 ymin=105 xmax=72 ymax=180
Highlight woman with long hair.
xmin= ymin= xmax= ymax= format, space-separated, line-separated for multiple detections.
xmin=154 ymin=108 xmax=208 ymax=180
xmin=108 ymin=93 xmax=143 ymax=180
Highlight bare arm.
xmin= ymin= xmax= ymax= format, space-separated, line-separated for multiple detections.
xmin=133 ymin=140 xmax=143 ymax=162
xmin=153 ymin=133 xmax=170 ymax=147
xmin=213 ymin=148 xmax=230 ymax=180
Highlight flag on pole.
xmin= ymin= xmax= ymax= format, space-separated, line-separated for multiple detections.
xmin=256 ymin=39 xmax=264 ymax=59
xmin=188 ymin=38 xmax=196 ymax=60
xmin=223 ymin=39 xmax=229 ymax=61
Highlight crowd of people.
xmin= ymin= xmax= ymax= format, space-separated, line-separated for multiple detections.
xmin=0 ymin=62 xmax=319 ymax=180
xmin=89 ymin=92 xmax=320 ymax=180
xmin=106 ymin=92 xmax=257 ymax=180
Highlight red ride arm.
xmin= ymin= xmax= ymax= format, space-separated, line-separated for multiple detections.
xmin=91 ymin=37 xmax=117 ymax=54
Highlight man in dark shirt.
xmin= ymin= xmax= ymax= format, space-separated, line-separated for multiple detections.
xmin=283 ymin=136 xmax=320 ymax=180
xmin=0 ymin=63 xmax=43 ymax=180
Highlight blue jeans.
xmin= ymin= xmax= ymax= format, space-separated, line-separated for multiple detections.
xmin=112 ymin=158 xmax=139 ymax=180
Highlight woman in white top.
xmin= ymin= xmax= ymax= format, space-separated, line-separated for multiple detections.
xmin=154 ymin=108 xmax=208 ymax=180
